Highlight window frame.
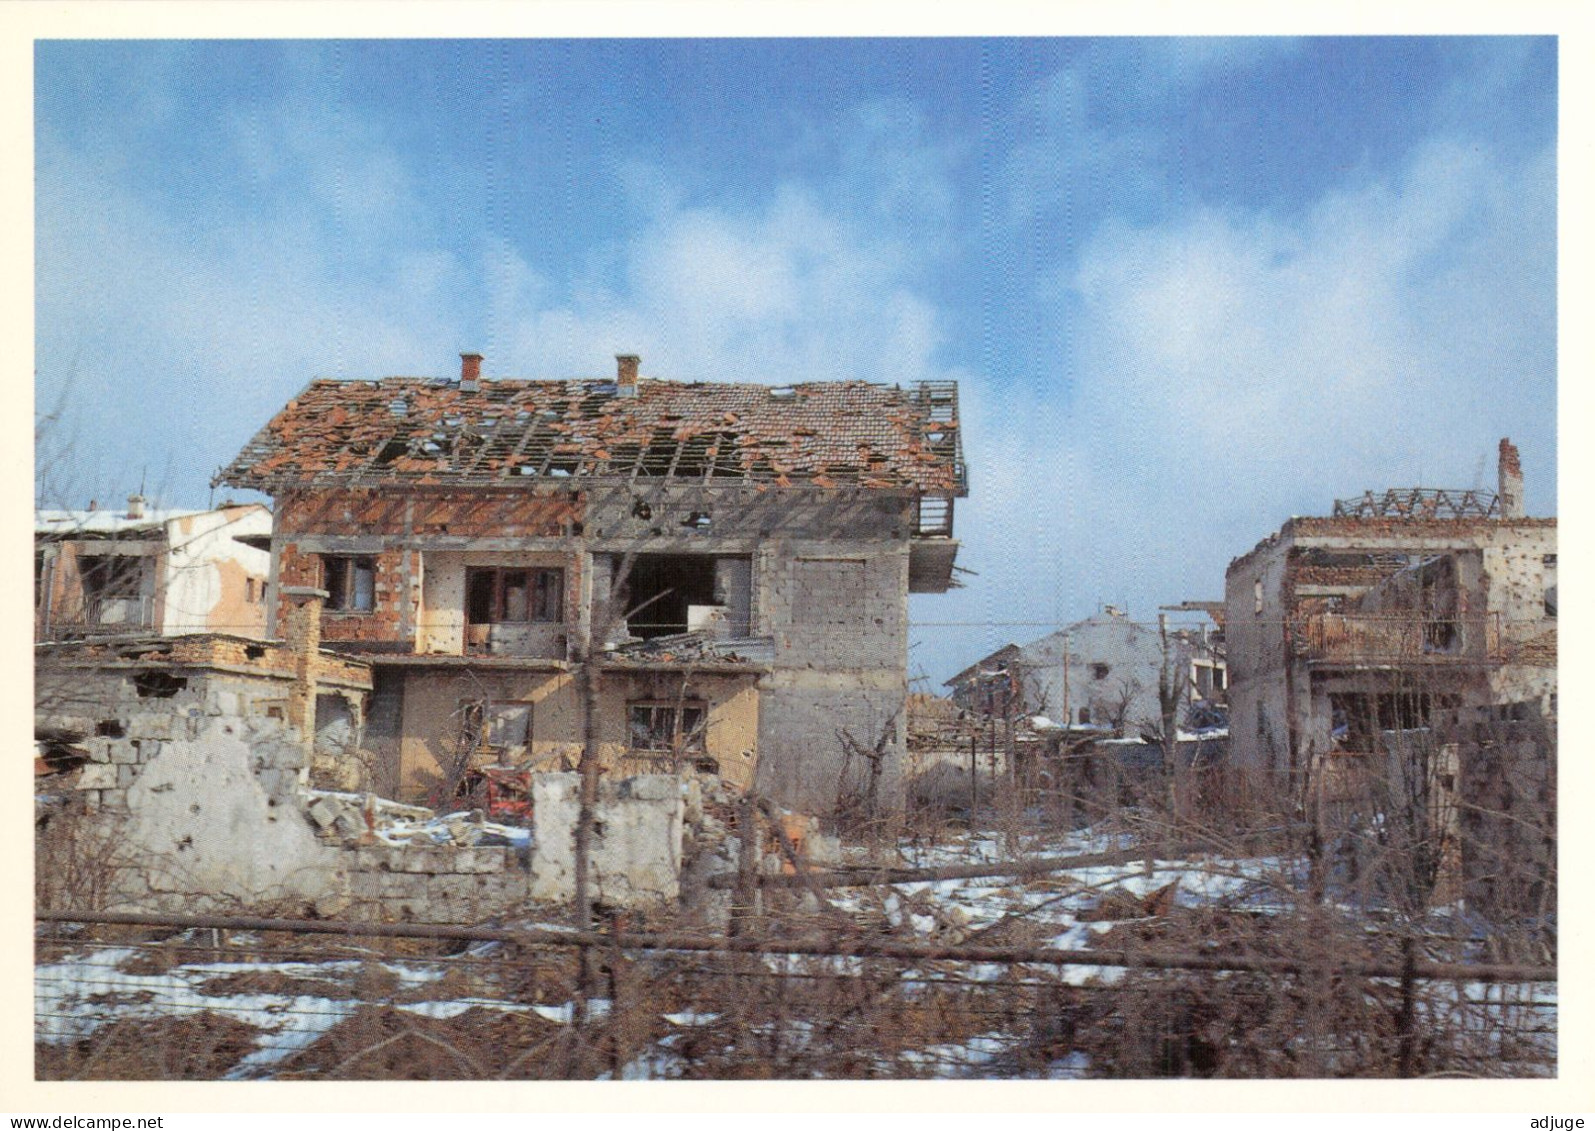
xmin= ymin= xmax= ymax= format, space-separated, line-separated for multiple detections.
xmin=627 ymin=699 xmax=709 ymax=757
xmin=322 ymin=555 xmax=377 ymax=613
xmin=466 ymin=566 xmax=564 ymax=625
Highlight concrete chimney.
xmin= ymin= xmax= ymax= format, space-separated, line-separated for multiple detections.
xmin=1498 ymin=437 xmax=1524 ymax=519
xmin=460 ymin=352 xmax=483 ymax=392
xmin=616 ymin=354 xmax=639 ymax=397
xmin=126 ymin=494 xmax=145 ymax=520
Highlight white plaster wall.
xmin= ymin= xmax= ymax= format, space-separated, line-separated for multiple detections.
xmin=529 ymin=772 xmax=684 ymax=907
xmin=120 ymin=716 xmax=346 ymax=913
xmin=159 ymin=505 xmax=272 ymax=636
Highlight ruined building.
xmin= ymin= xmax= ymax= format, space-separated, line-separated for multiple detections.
xmin=214 ymin=354 xmax=966 ymax=813
xmin=946 ymin=606 xmax=1226 ymax=734
xmin=1224 ymin=439 xmax=1555 ymax=784
xmin=36 ymin=498 xmax=273 ymax=642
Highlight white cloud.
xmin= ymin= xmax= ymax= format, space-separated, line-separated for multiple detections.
xmin=928 ymin=131 xmax=1556 ymax=677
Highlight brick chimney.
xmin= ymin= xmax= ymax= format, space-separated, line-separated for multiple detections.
xmin=460 ymin=352 xmax=483 ymax=393
xmin=1498 ymin=438 xmax=1524 ymax=519
xmin=616 ymin=354 xmax=639 ymax=398
xmin=126 ymin=494 xmax=145 ymax=520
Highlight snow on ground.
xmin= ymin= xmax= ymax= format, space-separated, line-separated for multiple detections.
xmin=33 ymin=946 xmax=363 ymax=1079
xmin=34 ymin=821 xmax=1555 ymax=1078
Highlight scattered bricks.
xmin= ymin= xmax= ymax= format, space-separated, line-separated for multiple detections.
xmin=332 ymin=813 xmax=364 ymax=840
xmin=77 ymin=764 xmax=117 ymax=790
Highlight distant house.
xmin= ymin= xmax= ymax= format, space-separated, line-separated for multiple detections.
xmin=35 ymin=498 xmax=272 ymax=642
xmin=214 ymin=354 xmax=967 ymax=811
xmin=946 ymin=607 xmax=1225 ymax=736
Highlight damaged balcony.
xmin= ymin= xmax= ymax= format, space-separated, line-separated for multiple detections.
xmin=909 ymin=494 xmax=961 ymax=593
xmin=1291 ymin=612 xmax=1504 ymax=667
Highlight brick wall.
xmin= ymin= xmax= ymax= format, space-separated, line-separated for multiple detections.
xmin=277 ymin=487 xmax=582 ymax=539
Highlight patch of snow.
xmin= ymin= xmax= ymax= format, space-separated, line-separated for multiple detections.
xmin=665 ymin=1010 xmax=721 ymax=1026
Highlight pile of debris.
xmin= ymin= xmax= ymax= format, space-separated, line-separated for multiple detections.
xmin=304 ymin=791 xmax=532 ymax=851
xmin=604 ymin=631 xmax=774 ymax=666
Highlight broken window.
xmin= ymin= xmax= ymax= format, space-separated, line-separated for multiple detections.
xmin=460 ymin=700 xmax=531 ymax=763
xmin=621 ymin=554 xmax=737 ymax=638
xmin=627 ymin=700 xmax=708 ymax=757
xmin=323 ymin=555 xmax=376 ymax=613
xmin=78 ymin=554 xmax=145 ymax=601
xmin=466 ymin=568 xmax=563 ymax=624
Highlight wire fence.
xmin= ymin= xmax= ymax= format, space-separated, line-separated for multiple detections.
xmin=35 ymin=909 xmax=1556 ymax=1082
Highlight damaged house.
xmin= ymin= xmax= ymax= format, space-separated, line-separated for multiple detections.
xmin=1224 ymin=441 xmax=1556 ymax=910
xmin=36 ymin=498 xmax=273 ymax=642
xmin=214 ymin=354 xmax=966 ymax=814
xmin=946 ymin=607 xmax=1226 ymax=734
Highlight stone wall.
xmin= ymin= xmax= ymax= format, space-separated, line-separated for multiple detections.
xmin=346 ymin=844 xmax=530 ymax=923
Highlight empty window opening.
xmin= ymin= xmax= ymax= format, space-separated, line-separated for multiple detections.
xmin=323 ymin=556 xmax=376 ymax=613
xmin=95 ymin=719 xmax=125 ymax=738
xmin=133 ymin=671 xmax=187 ymax=699
xmin=1091 ymin=663 xmax=1111 ymax=681
xmin=622 ymin=555 xmax=720 ymax=638
xmin=78 ymin=554 xmax=145 ymax=601
xmin=467 ymin=568 xmax=563 ymax=624
xmin=1330 ymin=691 xmax=1431 ymax=751
xmin=244 ymin=644 xmax=266 ymax=661
xmin=628 ymin=701 xmax=707 ymax=757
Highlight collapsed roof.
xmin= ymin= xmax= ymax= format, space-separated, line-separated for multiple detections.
xmin=215 ymin=375 xmax=967 ymax=495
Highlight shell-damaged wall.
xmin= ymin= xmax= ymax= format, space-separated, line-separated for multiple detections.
xmin=271 ymin=483 xmax=917 ymax=814
xmin=271 ymin=487 xmax=584 ymax=646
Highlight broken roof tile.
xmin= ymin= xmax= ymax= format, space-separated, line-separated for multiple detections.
xmin=216 ymin=376 xmax=967 ymax=495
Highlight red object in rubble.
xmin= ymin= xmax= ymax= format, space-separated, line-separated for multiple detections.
xmin=480 ymin=766 xmax=533 ymax=821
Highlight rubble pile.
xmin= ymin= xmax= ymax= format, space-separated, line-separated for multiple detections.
xmin=303 ymin=791 xmax=531 ymax=851
xmin=604 ymin=631 xmax=771 ymax=666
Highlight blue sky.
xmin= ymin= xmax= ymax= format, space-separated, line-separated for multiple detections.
xmin=35 ymin=37 xmax=1558 ymax=685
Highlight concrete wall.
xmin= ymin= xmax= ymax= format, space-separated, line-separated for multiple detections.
xmin=529 ymin=773 xmax=686 ymax=908
xmin=272 ymin=481 xmax=935 ymax=815
xmin=1224 ymin=539 xmax=1294 ymax=772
